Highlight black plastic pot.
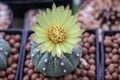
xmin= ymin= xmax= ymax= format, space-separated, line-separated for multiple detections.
xmin=0 ymin=29 xmax=24 ymax=80
xmin=101 ymin=30 xmax=120 ymax=80
xmin=19 ymin=29 xmax=100 ymax=80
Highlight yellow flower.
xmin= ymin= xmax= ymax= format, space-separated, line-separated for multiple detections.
xmin=32 ymin=4 xmax=84 ymax=58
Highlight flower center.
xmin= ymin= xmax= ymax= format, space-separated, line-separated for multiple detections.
xmin=48 ymin=25 xmax=67 ymax=44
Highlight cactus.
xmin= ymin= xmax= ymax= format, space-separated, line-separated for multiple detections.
xmin=30 ymin=4 xmax=84 ymax=77
xmin=0 ymin=35 xmax=11 ymax=70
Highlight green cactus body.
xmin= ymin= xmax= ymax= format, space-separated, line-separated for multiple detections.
xmin=30 ymin=41 xmax=82 ymax=77
xmin=0 ymin=36 xmax=11 ymax=70
xmin=30 ymin=4 xmax=84 ymax=77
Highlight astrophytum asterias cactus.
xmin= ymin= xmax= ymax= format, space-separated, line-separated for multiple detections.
xmin=30 ymin=4 xmax=84 ymax=77
xmin=0 ymin=35 xmax=11 ymax=70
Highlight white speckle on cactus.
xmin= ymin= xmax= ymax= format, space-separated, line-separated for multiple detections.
xmin=43 ymin=67 xmax=46 ymax=71
xmin=61 ymin=62 xmax=64 ymax=66
xmin=5 ymin=52 xmax=8 ymax=55
xmin=76 ymin=54 xmax=79 ymax=56
xmin=0 ymin=48 xmax=3 ymax=50
xmin=44 ymin=58 xmax=48 ymax=63
xmin=63 ymin=69 xmax=66 ymax=73
xmin=30 ymin=41 xmax=33 ymax=44
xmin=31 ymin=54 xmax=34 ymax=57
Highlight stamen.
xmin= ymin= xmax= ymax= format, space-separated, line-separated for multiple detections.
xmin=48 ymin=25 xmax=67 ymax=43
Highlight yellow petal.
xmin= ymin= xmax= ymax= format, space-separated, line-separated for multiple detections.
xmin=40 ymin=46 xmax=48 ymax=53
xmin=56 ymin=44 xmax=62 ymax=57
xmin=63 ymin=42 xmax=74 ymax=49
xmin=68 ymin=23 xmax=80 ymax=33
xmin=46 ymin=8 xmax=52 ymax=25
xmin=68 ymin=32 xmax=80 ymax=37
xmin=52 ymin=3 xmax=56 ymax=10
xmin=51 ymin=3 xmax=57 ymax=24
xmin=51 ymin=47 xmax=56 ymax=57
xmin=36 ymin=14 xmax=48 ymax=29
xmin=59 ymin=43 xmax=71 ymax=54
xmin=60 ymin=8 xmax=71 ymax=26
xmin=32 ymin=35 xmax=48 ymax=43
xmin=63 ymin=16 xmax=74 ymax=29
xmin=56 ymin=6 xmax=65 ymax=25
xmin=47 ymin=43 xmax=55 ymax=52
xmin=66 ymin=37 xmax=80 ymax=44
xmin=60 ymin=42 xmax=72 ymax=54
xmin=32 ymin=25 xmax=46 ymax=33
xmin=44 ymin=41 xmax=55 ymax=52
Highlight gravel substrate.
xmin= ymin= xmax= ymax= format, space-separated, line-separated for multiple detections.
xmin=23 ymin=32 xmax=97 ymax=80
xmin=0 ymin=32 xmax=21 ymax=80
xmin=104 ymin=33 xmax=120 ymax=80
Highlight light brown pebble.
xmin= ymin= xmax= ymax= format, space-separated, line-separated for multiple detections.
xmin=25 ymin=60 xmax=30 ymax=67
xmin=3 ymin=78 xmax=7 ymax=80
xmin=88 ymin=37 xmax=94 ymax=44
xmin=14 ymin=42 xmax=20 ymax=48
xmin=90 ymin=65 xmax=96 ymax=71
xmin=36 ymin=78 xmax=43 ymax=80
xmin=108 ymin=64 xmax=115 ymax=73
xmin=28 ymin=69 xmax=34 ymax=76
xmin=105 ymin=75 xmax=112 ymax=80
xmin=7 ymin=57 xmax=13 ymax=66
xmin=28 ymin=62 xmax=34 ymax=69
xmin=23 ymin=75 xmax=30 ymax=80
xmin=89 ymin=46 xmax=95 ymax=53
xmin=117 ymin=38 xmax=120 ymax=44
xmin=33 ymin=67 xmax=38 ymax=73
xmin=64 ymin=74 xmax=73 ymax=80
xmin=104 ymin=39 xmax=112 ymax=46
xmin=82 ymin=77 xmax=89 ymax=80
xmin=112 ymin=43 xmax=119 ymax=48
xmin=112 ymin=48 xmax=118 ymax=54
xmin=81 ymin=70 xmax=87 ymax=76
xmin=88 ymin=59 xmax=95 ymax=65
xmin=108 ymin=53 xmax=113 ymax=58
xmin=11 ymin=48 xmax=17 ymax=54
xmin=5 ymin=35 xmax=10 ymax=41
xmin=8 ymin=74 xmax=15 ymax=80
xmin=13 ymin=54 xmax=19 ymax=62
xmin=26 ymin=54 xmax=31 ymax=60
xmin=0 ymin=71 xmax=6 ymax=77
xmin=9 ymin=39 xmax=15 ymax=46
xmin=112 ymin=72 xmax=118 ymax=79
xmin=88 ymin=70 xmax=95 ymax=77
xmin=24 ymin=68 xmax=29 ymax=73
xmin=6 ymin=67 xmax=13 ymax=74
xmin=44 ymin=78 xmax=48 ymax=80
xmin=72 ymin=74 xmax=77 ymax=80
xmin=112 ymin=55 xmax=119 ymax=63
xmin=31 ymin=73 xmax=39 ymax=80
xmin=26 ymin=44 xmax=31 ymax=52
xmin=84 ymin=43 xmax=90 ymax=49
xmin=83 ymin=55 xmax=89 ymax=61
xmin=74 ymin=68 xmax=81 ymax=75
xmin=90 ymin=54 xmax=95 ymax=59
xmin=82 ymin=47 xmax=88 ymax=54
xmin=11 ymin=63 xmax=17 ymax=69
xmin=14 ymin=34 xmax=21 ymax=41
xmin=105 ymin=47 xmax=112 ymax=53
xmin=105 ymin=58 xmax=111 ymax=65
